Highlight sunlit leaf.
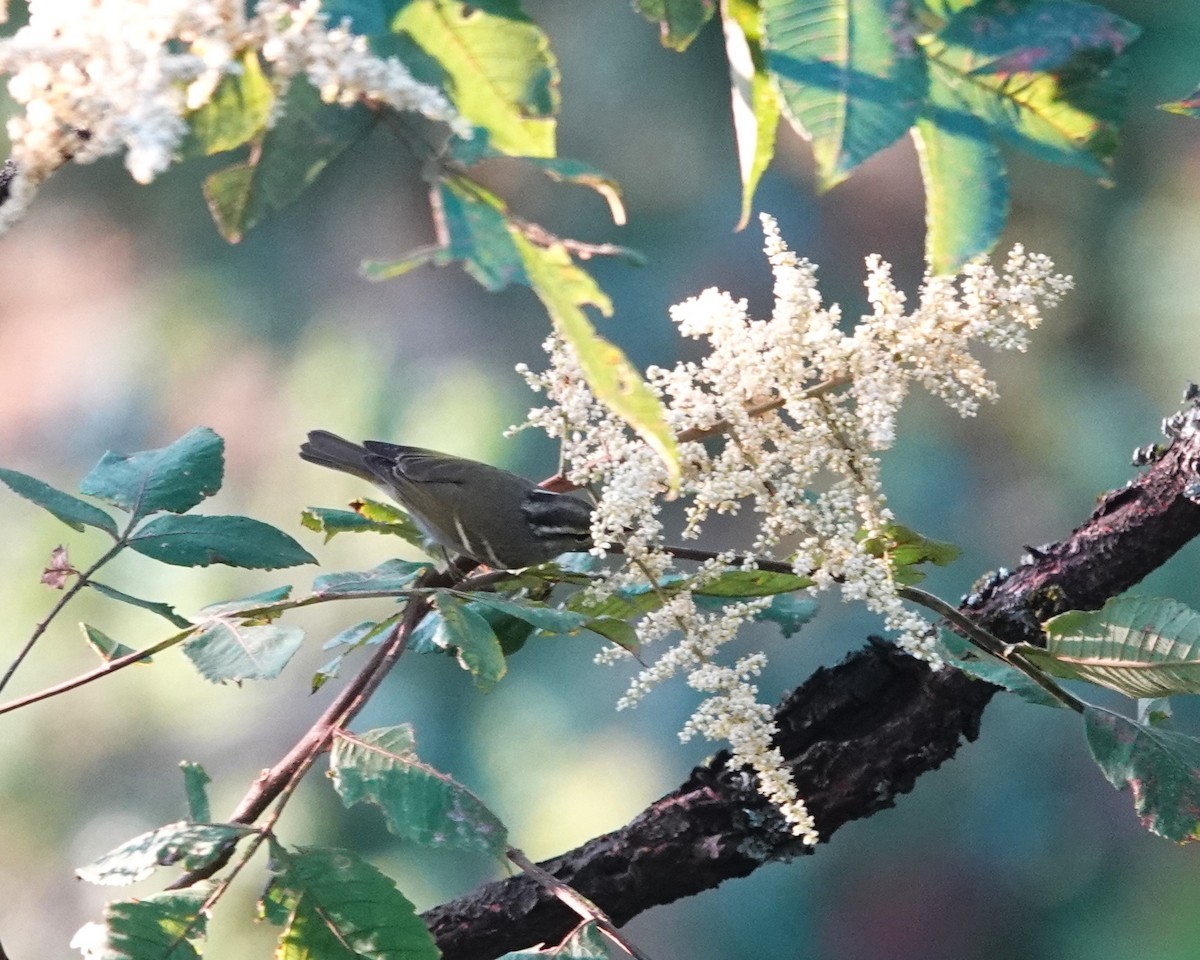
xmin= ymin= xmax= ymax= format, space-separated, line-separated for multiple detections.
xmin=185 ymin=49 xmax=274 ymax=156
xmin=723 ymin=0 xmax=780 ymax=229
xmin=330 ymin=725 xmax=509 ymax=856
xmin=76 ymin=821 xmax=246 ymax=885
xmin=261 ymin=845 xmax=440 ymax=960
xmin=634 ymin=0 xmax=716 ymax=51
xmin=73 ymin=887 xmax=210 ymax=960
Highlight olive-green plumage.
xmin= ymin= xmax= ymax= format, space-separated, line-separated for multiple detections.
xmin=300 ymin=430 xmax=593 ymax=569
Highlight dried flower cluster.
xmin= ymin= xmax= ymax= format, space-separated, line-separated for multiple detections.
xmin=516 ymin=215 xmax=1072 ymax=841
xmin=0 ymin=0 xmax=468 ymax=230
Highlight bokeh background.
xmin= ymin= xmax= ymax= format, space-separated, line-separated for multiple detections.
xmin=2 ymin=1 xmax=1200 ymax=957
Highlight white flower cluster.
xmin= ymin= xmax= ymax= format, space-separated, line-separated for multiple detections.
xmin=0 ymin=0 xmax=467 ymax=229
xmin=516 ymin=215 xmax=1072 ymax=841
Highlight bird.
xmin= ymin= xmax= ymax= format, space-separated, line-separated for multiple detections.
xmin=299 ymin=430 xmax=594 ymax=570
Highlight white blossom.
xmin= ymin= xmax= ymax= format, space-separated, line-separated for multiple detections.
xmin=514 ymin=214 xmax=1072 ymax=841
xmin=0 ymin=0 xmax=468 ymax=229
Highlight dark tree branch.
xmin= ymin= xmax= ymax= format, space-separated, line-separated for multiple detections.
xmin=423 ymin=397 xmax=1200 ymax=960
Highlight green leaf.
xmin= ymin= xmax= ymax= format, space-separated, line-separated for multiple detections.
xmin=390 ymin=0 xmax=559 ymax=157
xmin=81 ymin=623 xmax=141 ymax=664
xmin=204 ymin=77 xmax=376 ymax=242
xmin=330 ymin=725 xmax=508 ymax=856
xmin=1026 ymin=596 xmax=1200 ymax=699
xmin=128 ymin=514 xmax=316 ymax=569
xmin=74 ymin=888 xmax=209 ymax=959
xmin=185 ymin=50 xmax=274 ymax=155
xmin=1085 ymin=705 xmax=1200 ymax=842
xmin=858 ymin=522 xmax=959 ymax=585
xmin=434 ymin=592 xmax=506 ymax=689
xmin=199 ymin=585 xmax=294 ymax=618
xmin=938 ymin=629 xmax=1067 ymax=708
xmin=88 ymin=581 xmax=192 ymax=629
xmin=496 ymin=921 xmax=613 ymax=959
xmin=180 ymin=762 xmax=212 ymax=823
xmin=459 ymin=594 xmax=590 ymax=634
xmin=763 ymin=0 xmax=927 ymax=188
xmin=634 ymin=0 xmax=716 ymax=51
xmin=183 ymin=620 xmax=305 ymax=682
xmin=694 ymin=568 xmax=813 ymax=597
xmin=723 ymin=0 xmax=780 ymax=229
xmin=1161 ymin=88 xmax=1200 ymax=118
xmin=79 ymin=427 xmax=224 ymax=522
xmin=920 ymin=2 xmax=1138 ymax=178
xmin=565 ymin=579 xmax=681 ymax=620
xmin=261 ymin=845 xmax=441 ymax=960
xmin=76 ymin=821 xmax=246 ymax=885
xmin=512 ymin=232 xmax=682 ymax=492
xmin=312 ymin=558 xmax=429 ymax=597
xmin=0 ymin=467 xmax=118 ymax=536
xmin=913 ymin=107 xmax=1009 ymax=273
xmin=583 ymin=615 xmax=640 ymax=653
xmin=301 ymin=499 xmax=426 ymax=548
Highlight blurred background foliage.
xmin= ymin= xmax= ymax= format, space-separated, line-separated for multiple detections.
xmin=2 ymin=1 xmax=1200 ymax=957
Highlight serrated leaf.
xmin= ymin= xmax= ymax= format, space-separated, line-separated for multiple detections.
xmin=180 ymin=762 xmax=212 ymax=823
xmin=81 ymin=623 xmax=141 ymax=664
xmin=77 ymin=821 xmax=245 ymax=885
xmin=199 ymin=585 xmax=294 ymax=618
xmin=79 ymin=427 xmax=223 ymax=522
xmin=1085 ymin=705 xmax=1200 ymax=842
xmin=331 ymin=725 xmax=508 ymax=855
xmin=723 ymin=0 xmax=780 ymax=229
xmin=88 ymin=581 xmax=192 ymax=629
xmin=1026 ymin=596 xmax=1200 ymax=699
xmin=390 ymin=0 xmax=558 ymax=157
xmin=185 ymin=49 xmax=274 ymax=156
xmin=261 ymin=845 xmax=440 ymax=960
xmin=434 ymin=592 xmax=506 ymax=689
xmin=0 ymin=467 xmax=119 ymax=536
xmin=512 ymin=232 xmax=681 ymax=493
xmin=938 ymin=629 xmax=1067 ymax=708
xmin=634 ymin=0 xmax=716 ymax=51
xmin=312 ymin=558 xmax=429 ymax=597
xmin=128 ymin=514 xmax=316 ymax=569
xmin=920 ymin=1 xmax=1138 ymax=178
xmin=183 ymin=620 xmax=305 ymax=682
xmin=763 ymin=0 xmax=927 ymax=188
xmin=74 ymin=887 xmax=209 ymax=960
xmin=459 ymin=594 xmax=589 ymax=634
xmin=204 ymin=77 xmax=375 ymax=242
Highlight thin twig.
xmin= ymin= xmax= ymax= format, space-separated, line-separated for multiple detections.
xmin=0 ymin=540 xmax=124 ymax=695
xmin=505 ymin=847 xmax=655 ymax=960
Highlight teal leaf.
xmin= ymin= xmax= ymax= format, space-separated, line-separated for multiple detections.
xmin=76 ymin=821 xmax=246 ymax=885
xmin=81 ymin=623 xmax=141 ymax=664
xmin=330 ymin=725 xmax=508 ymax=856
xmin=88 ymin=581 xmax=192 ymax=629
xmin=199 ymin=585 xmax=294 ymax=618
xmin=183 ymin=620 xmax=305 ymax=682
xmin=434 ymin=592 xmax=506 ymax=689
xmin=184 ymin=50 xmax=274 ymax=156
xmin=1085 ymin=705 xmax=1200 ymax=842
xmin=312 ymin=558 xmax=429 ymax=597
xmin=261 ymin=845 xmax=440 ymax=960
xmin=0 ymin=467 xmax=118 ymax=536
xmin=938 ymin=630 xmax=1067 ymax=709
xmin=128 ymin=515 xmax=316 ymax=569
xmin=180 ymin=762 xmax=212 ymax=823
xmin=79 ymin=426 xmax=223 ymax=522
xmin=75 ymin=887 xmax=209 ymax=959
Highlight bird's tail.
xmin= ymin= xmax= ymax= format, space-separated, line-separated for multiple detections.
xmin=299 ymin=430 xmax=378 ymax=484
